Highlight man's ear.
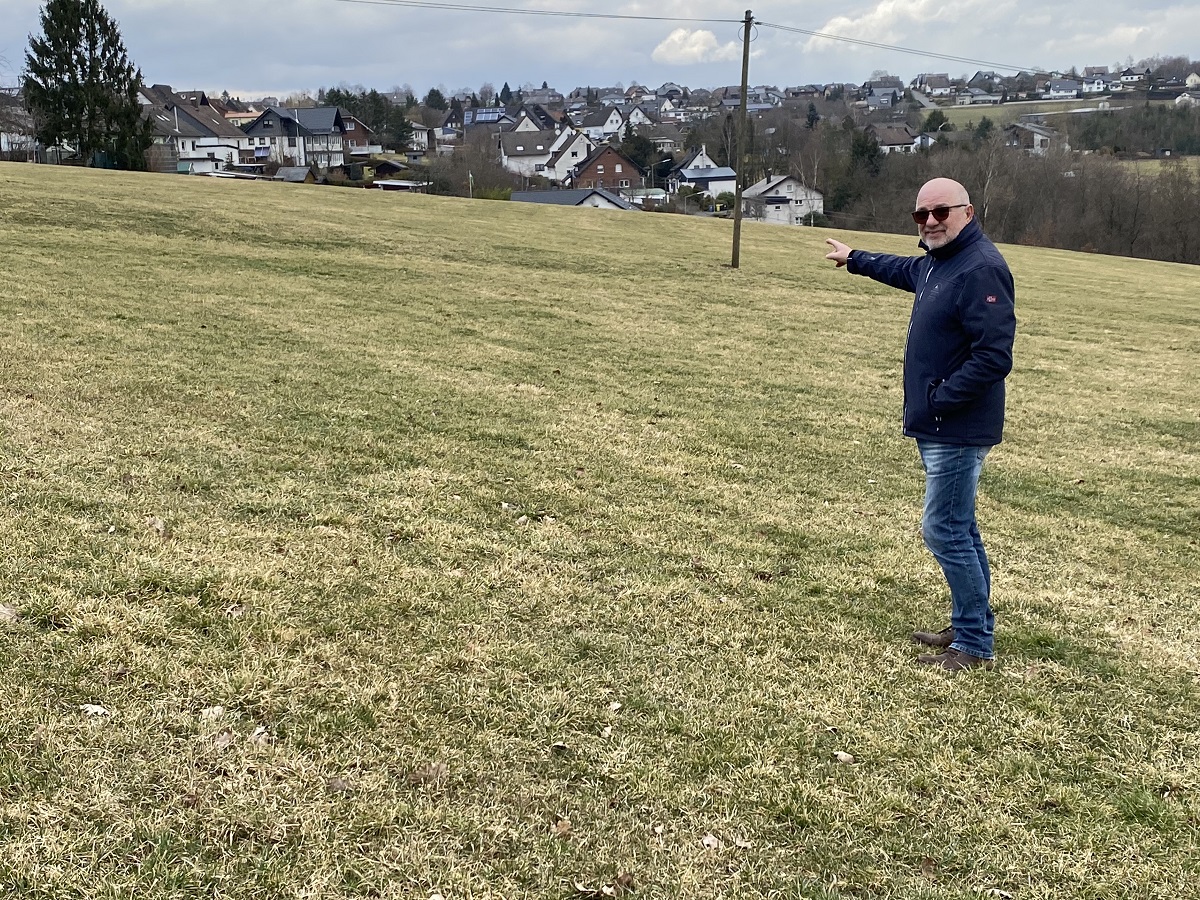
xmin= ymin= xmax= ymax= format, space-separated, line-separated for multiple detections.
xmin=965 ymin=204 xmax=975 ymax=221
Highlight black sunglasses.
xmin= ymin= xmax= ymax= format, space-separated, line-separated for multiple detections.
xmin=911 ymin=204 xmax=968 ymax=225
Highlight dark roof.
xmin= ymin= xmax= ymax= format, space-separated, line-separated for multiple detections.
xmin=510 ymin=189 xmax=636 ymax=209
xmin=289 ymin=107 xmax=344 ymax=134
xmin=500 ymin=129 xmax=560 ymax=157
xmin=274 ymin=166 xmax=314 ymax=182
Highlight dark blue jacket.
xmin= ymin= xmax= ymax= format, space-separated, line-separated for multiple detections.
xmin=847 ymin=218 xmax=1015 ymax=445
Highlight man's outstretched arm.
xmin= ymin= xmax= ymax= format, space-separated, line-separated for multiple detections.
xmin=824 ymin=238 xmax=853 ymax=268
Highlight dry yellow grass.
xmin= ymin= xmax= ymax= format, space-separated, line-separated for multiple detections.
xmin=0 ymin=163 xmax=1197 ymax=899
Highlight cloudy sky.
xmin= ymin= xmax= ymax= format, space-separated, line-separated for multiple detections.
xmin=1 ymin=0 xmax=1197 ymax=100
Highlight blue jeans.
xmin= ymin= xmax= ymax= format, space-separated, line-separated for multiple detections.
xmin=916 ymin=441 xmax=994 ymax=659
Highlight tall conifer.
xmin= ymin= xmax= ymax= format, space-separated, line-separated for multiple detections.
xmin=22 ymin=0 xmax=151 ymax=168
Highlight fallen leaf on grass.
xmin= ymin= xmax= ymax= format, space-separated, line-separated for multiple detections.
xmin=224 ymin=604 xmax=245 ymax=619
xmin=79 ymin=703 xmax=110 ymax=717
xmin=407 ymin=761 xmax=450 ymax=785
xmin=600 ymin=726 xmax=613 ymax=738
xmin=921 ymin=856 xmax=939 ymax=879
xmin=145 ymin=516 xmax=172 ymax=539
xmin=326 ymin=777 xmax=354 ymax=797
xmin=701 ymin=832 xmax=723 ymax=850
xmin=982 ymin=890 xmax=1013 ymax=899
xmin=550 ymin=741 xmax=571 ymax=756
xmin=733 ymin=837 xmax=753 ymax=849
xmin=212 ymin=730 xmax=236 ymax=750
xmin=608 ymin=701 xmax=622 ymax=713
xmin=553 ymin=817 xmax=572 ymax=837
xmin=834 ymin=751 xmax=855 ymax=764
xmin=199 ymin=705 xmax=225 ymax=720
xmin=249 ymin=725 xmax=274 ymax=746
xmin=572 ymin=873 xmax=635 ymax=898
xmin=0 ymin=603 xmax=19 ymax=624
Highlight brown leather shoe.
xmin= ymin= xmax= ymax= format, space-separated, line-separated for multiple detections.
xmin=911 ymin=626 xmax=955 ymax=648
xmin=916 ymin=649 xmax=995 ymax=672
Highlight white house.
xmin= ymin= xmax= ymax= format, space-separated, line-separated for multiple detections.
xmin=500 ymin=127 xmax=592 ymax=182
xmin=741 ymin=175 xmax=824 ymax=226
xmin=1044 ymin=79 xmax=1081 ymax=100
xmin=670 ymin=144 xmax=736 ymax=197
xmin=579 ymin=106 xmax=625 ymax=141
xmin=543 ymin=130 xmax=595 ymax=184
xmin=1186 ymin=72 xmax=1200 ymax=89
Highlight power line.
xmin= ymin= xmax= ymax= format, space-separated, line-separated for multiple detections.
xmin=335 ymin=1 xmax=1043 ymax=75
xmin=752 ymin=22 xmax=1039 ymax=74
xmin=335 ymin=0 xmax=740 ymax=24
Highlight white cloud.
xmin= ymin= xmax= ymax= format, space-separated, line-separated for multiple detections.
xmin=652 ymin=29 xmax=740 ymax=66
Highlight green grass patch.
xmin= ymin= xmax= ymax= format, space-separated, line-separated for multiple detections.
xmin=0 ymin=163 xmax=1197 ymax=899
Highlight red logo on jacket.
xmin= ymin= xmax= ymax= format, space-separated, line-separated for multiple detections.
xmin=985 ymin=295 xmax=997 ymax=303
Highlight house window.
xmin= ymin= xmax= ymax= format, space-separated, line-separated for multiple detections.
xmin=535 ymin=163 xmax=545 ymax=171
xmin=516 ymin=145 xmax=524 ymax=151
xmin=288 ymin=137 xmax=296 ymax=147
xmin=259 ymin=137 xmax=267 ymax=145
xmin=596 ymin=179 xmax=603 ymax=188
xmin=571 ymin=151 xmax=578 ymax=158
xmin=597 ymin=165 xmax=604 ymax=173
xmin=786 ymin=183 xmax=793 ymax=192
xmin=345 ymin=121 xmax=355 ymax=131
xmin=615 ymin=164 xmax=622 ymax=173
xmin=619 ymin=179 xmax=629 ymax=188
xmin=263 ymin=119 xmax=273 ymax=128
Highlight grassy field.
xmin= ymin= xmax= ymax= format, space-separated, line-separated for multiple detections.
xmin=934 ymin=97 xmax=1167 ymax=129
xmin=0 ymin=163 xmax=1197 ymax=899
xmin=1117 ymin=156 xmax=1200 ymax=177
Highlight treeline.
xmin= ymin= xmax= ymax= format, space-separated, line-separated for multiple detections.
xmin=685 ymin=109 xmax=1200 ymax=265
xmin=826 ymin=143 xmax=1200 ymax=265
xmin=1067 ymin=105 xmax=1200 ymax=155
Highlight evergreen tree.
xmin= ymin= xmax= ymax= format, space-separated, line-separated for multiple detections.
xmin=22 ymin=0 xmax=151 ymax=168
xmin=423 ymin=87 xmax=448 ymax=111
xmin=499 ymin=82 xmax=512 ymax=105
xmin=806 ymin=102 xmax=820 ymax=129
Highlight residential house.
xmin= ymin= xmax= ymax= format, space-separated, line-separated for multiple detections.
xmin=288 ymin=107 xmax=346 ymax=168
xmin=1003 ymin=122 xmax=1065 ymax=155
xmin=514 ymin=103 xmax=558 ymax=131
xmin=637 ymin=123 xmax=684 ymax=154
xmin=578 ymin=104 xmax=654 ymax=142
xmin=510 ymin=188 xmax=637 ymax=210
xmin=741 ymin=174 xmax=824 ymax=226
xmin=543 ymin=130 xmax=595 ymax=184
xmin=1120 ymin=67 xmax=1151 ymax=85
xmin=578 ymin=106 xmax=625 ymax=142
xmin=454 ymin=106 xmax=517 ymax=132
xmin=340 ymin=111 xmax=382 ymax=157
xmin=1043 ymin=79 xmax=1081 ymax=100
xmin=1176 ymin=92 xmax=1200 ymax=109
xmin=915 ymin=74 xmax=953 ymax=97
xmin=571 ymin=144 xmax=642 ymax=191
xmin=1186 ymin=72 xmax=1200 ymax=88
xmin=865 ymin=87 xmax=900 ymax=111
xmin=241 ymin=106 xmax=346 ymax=169
xmin=1083 ymin=66 xmax=1110 ymax=78
xmin=657 ymin=82 xmax=685 ymax=102
xmin=139 ymin=85 xmax=250 ymax=173
xmin=405 ymin=118 xmax=437 ymax=160
xmin=956 ymin=87 xmax=1004 ymax=105
xmin=1080 ymin=76 xmax=1119 ymax=94
xmin=866 ymin=124 xmax=922 ymax=154
xmin=670 ymin=144 xmax=736 ymax=197
xmin=785 ymin=85 xmax=823 ymax=99
xmin=499 ymin=126 xmax=579 ymax=179
xmin=523 ymin=87 xmax=565 ymax=107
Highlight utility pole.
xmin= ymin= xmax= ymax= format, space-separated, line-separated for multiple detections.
xmin=731 ymin=10 xmax=753 ymax=268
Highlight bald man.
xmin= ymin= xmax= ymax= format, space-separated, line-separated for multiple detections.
xmin=824 ymin=178 xmax=1016 ymax=673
